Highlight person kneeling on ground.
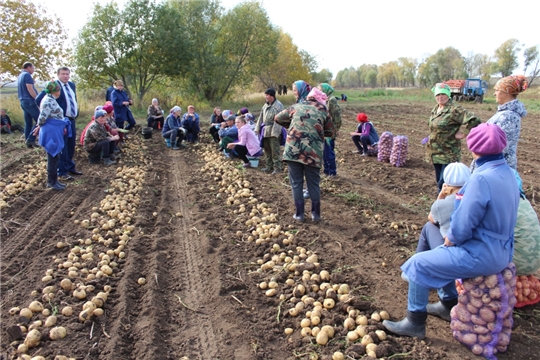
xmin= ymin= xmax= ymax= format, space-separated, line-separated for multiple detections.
xmin=181 ymin=105 xmax=200 ymax=143
xmin=162 ymin=106 xmax=186 ymax=150
xmin=351 ymin=113 xmax=379 ymax=156
xmin=1 ymin=108 xmax=24 ymax=134
xmin=383 ymin=123 xmax=519 ymax=339
xmin=226 ymin=115 xmax=262 ymax=168
xmin=83 ymin=109 xmax=119 ymax=165
xmin=218 ymin=114 xmax=238 ymax=154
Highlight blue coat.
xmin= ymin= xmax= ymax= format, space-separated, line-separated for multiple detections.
xmin=162 ymin=114 xmax=182 ymax=134
xmin=401 ymin=156 xmax=519 ymax=289
xmin=38 ymin=118 xmax=71 ymax=156
xmin=111 ymin=89 xmax=130 ymax=121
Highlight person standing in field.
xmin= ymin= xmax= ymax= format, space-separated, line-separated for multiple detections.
xmin=111 ymin=80 xmax=136 ymax=130
xmin=426 ymin=83 xmax=480 ymax=191
xmin=17 ymin=62 xmax=40 ymax=147
xmin=484 ymin=75 xmax=528 ymax=170
xmin=255 ymin=88 xmax=284 ymax=175
xmin=33 ymin=81 xmax=71 ymax=190
xmin=318 ymin=83 xmax=342 ymax=176
xmin=275 ymin=82 xmax=335 ymax=223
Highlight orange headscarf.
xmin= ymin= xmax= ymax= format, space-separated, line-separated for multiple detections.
xmin=494 ymin=75 xmax=528 ymax=95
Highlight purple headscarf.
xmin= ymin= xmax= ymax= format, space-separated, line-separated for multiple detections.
xmin=294 ymin=80 xmax=311 ymax=103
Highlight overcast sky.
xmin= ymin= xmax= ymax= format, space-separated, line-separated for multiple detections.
xmin=38 ymin=0 xmax=538 ymax=77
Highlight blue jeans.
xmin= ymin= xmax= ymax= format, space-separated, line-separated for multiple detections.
xmin=162 ymin=129 xmax=184 ymax=145
xmin=323 ymin=139 xmax=336 ymax=176
xmin=416 ymin=221 xmax=444 ymax=253
xmin=352 ymin=135 xmax=371 ymax=153
xmin=408 ymin=279 xmax=458 ymax=312
xmin=58 ymin=118 xmax=77 ymax=176
xmin=286 ymin=161 xmax=320 ymax=203
xmin=20 ymin=99 xmax=40 ymax=141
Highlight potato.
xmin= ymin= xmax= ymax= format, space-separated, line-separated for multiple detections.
xmin=300 ymin=318 xmax=311 ymax=328
xmin=453 ymin=304 xmax=471 ymax=323
xmin=62 ymin=306 xmax=73 ymax=316
xmin=20 ymin=308 xmax=33 ymax=319
xmin=375 ymin=330 xmax=387 ymax=341
xmin=24 ymin=329 xmax=41 ymax=348
xmin=316 ymin=330 xmax=329 ymax=345
xmin=472 ymin=344 xmax=484 ymax=355
xmin=370 ymin=311 xmax=381 ymax=322
xmin=479 ymin=307 xmax=495 ymax=323
xmin=471 ymin=314 xmax=487 ymax=326
xmin=361 ymin=334 xmax=373 ymax=346
xmin=366 ymin=343 xmax=378 ymax=352
xmin=60 ymin=278 xmax=73 ymax=291
xmin=9 ymin=307 xmax=20 ymax=315
xmin=49 ymin=326 xmax=67 ymax=340
xmin=44 ymin=315 xmax=57 ymax=327
xmin=347 ymin=330 xmax=359 ymax=341
xmin=379 ymin=310 xmax=390 ymax=320
xmin=17 ymin=343 xmax=28 ymax=354
xmin=284 ymin=328 xmax=293 ymax=335
xmin=332 ymin=352 xmax=344 ymax=360
xmin=478 ymin=333 xmax=493 ymax=344
xmin=461 ymin=333 xmax=477 ymax=346
xmin=355 ymin=325 xmax=368 ymax=337
xmin=323 ymin=298 xmax=335 ymax=309
xmin=321 ymin=325 xmax=334 ymax=338
xmin=28 ymin=301 xmax=44 ymax=313
xmin=300 ymin=327 xmax=312 ymax=337
xmin=343 ymin=317 xmax=355 ymax=330
xmin=356 ymin=315 xmax=368 ymax=326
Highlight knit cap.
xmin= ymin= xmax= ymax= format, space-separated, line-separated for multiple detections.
xmin=443 ymin=163 xmax=471 ymax=187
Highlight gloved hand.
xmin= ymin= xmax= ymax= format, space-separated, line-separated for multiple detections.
xmin=325 ymin=137 xmax=332 ymax=145
xmin=421 ymin=137 xmax=429 ymax=145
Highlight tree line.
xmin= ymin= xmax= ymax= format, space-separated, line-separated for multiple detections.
xmin=333 ymin=40 xmax=540 ymax=89
xmin=1 ymin=0 xmax=317 ymax=104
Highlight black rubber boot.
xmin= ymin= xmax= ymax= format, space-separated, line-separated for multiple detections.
xmin=427 ymin=298 xmax=457 ymax=322
xmin=311 ymin=200 xmax=321 ymax=223
xmin=293 ymin=201 xmax=304 ymax=222
xmin=382 ymin=311 xmax=427 ymax=339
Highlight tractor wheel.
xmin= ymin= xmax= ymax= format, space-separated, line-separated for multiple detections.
xmin=459 ymin=95 xmax=464 ymax=102
xmin=475 ymin=95 xmax=483 ymax=104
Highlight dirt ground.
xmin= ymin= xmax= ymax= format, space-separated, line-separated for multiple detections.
xmin=1 ymin=100 xmax=539 ymax=360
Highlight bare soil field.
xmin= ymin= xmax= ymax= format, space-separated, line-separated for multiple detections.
xmin=1 ymin=100 xmax=539 ymax=360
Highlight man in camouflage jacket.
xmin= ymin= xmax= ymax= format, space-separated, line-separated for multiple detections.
xmin=255 ymin=88 xmax=284 ymax=174
xmin=275 ymin=92 xmax=335 ymax=222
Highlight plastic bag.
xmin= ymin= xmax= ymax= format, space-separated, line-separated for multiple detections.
xmin=377 ymin=131 xmax=393 ymax=162
xmin=513 ymin=198 xmax=540 ymax=276
xmin=451 ymin=263 xmax=517 ymax=360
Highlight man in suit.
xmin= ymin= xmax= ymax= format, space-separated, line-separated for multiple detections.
xmin=37 ymin=67 xmax=82 ymax=181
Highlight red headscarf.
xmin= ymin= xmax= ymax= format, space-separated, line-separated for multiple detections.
xmin=494 ymin=75 xmax=528 ymax=95
xmin=357 ymin=113 xmax=368 ymax=122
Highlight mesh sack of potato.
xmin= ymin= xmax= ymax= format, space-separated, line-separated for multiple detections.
xmin=377 ymin=131 xmax=393 ymax=162
xmin=390 ymin=135 xmax=409 ymax=167
xmin=513 ymin=198 xmax=540 ymax=276
xmin=451 ymin=263 xmax=517 ymax=360
xmin=515 ymin=275 xmax=540 ymax=308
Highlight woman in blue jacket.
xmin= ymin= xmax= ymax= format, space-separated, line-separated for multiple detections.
xmin=162 ymin=106 xmax=185 ymax=150
xmin=351 ymin=113 xmax=379 ymax=156
xmin=181 ymin=105 xmax=200 ymax=143
xmin=110 ymin=80 xmax=136 ymax=130
xmin=383 ymin=123 xmax=520 ymax=339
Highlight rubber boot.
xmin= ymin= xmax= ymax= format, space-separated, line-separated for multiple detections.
xmin=382 ymin=311 xmax=427 ymax=339
xmin=426 ymin=298 xmax=457 ymax=322
xmin=311 ymin=200 xmax=321 ymax=223
xmin=103 ymin=157 xmax=116 ymax=166
xmin=46 ymin=182 xmax=64 ymax=191
xmin=293 ymin=201 xmax=304 ymax=222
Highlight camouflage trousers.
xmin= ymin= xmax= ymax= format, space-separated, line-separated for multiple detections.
xmin=263 ymin=137 xmax=282 ymax=171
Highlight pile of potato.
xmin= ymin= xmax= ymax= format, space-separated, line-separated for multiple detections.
xmin=0 ymin=162 xmax=46 ymax=209
xmin=515 ymin=275 xmax=540 ymax=307
xmin=389 ymin=135 xmax=409 ymax=167
xmin=451 ymin=263 xmax=517 ymax=358
xmin=377 ymin=132 xmax=393 ymax=163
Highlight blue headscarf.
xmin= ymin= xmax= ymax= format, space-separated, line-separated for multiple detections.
xmin=294 ymin=80 xmax=311 ymax=103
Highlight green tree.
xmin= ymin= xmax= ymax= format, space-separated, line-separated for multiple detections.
xmin=74 ymin=0 xmax=190 ymax=103
xmin=398 ymin=57 xmax=418 ymax=87
xmin=0 ymin=0 xmax=67 ymax=83
xmin=255 ymin=30 xmax=311 ymax=90
xmin=311 ymin=68 xmax=333 ymax=85
xmin=417 ymin=47 xmax=466 ymax=87
xmin=523 ymin=45 xmax=539 ymax=86
xmin=465 ymin=52 xmax=493 ymax=80
xmin=492 ymin=38 xmax=521 ymax=77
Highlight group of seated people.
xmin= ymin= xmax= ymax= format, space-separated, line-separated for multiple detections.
xmin=161 ymin=104 xmax=202 ymax=149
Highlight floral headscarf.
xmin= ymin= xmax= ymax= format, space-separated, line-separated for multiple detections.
xmin=307 ymin=87 xmax=328 ymax=105
xmin=319 ymin=83 xmax=334 ymax=96
xmin=44 ymin=81 xmax=60 ymax=94
xmin=294 ymin=80 xmax=311 ymax=103
xmin=494 ymin=75 xmax=528 ymax=95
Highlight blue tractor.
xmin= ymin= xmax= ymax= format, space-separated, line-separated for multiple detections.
xmin=445 ymin=78 xmax=488 ymax=103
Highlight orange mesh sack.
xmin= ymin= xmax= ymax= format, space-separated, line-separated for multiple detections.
xmin=450 ymin=263 xmax=517 ymax=360
xmin=515 ymin=275 xmax=540 ymax=308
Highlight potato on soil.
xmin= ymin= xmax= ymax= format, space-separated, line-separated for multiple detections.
xmin=24 ymin=329 xmax=41 ymax=348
